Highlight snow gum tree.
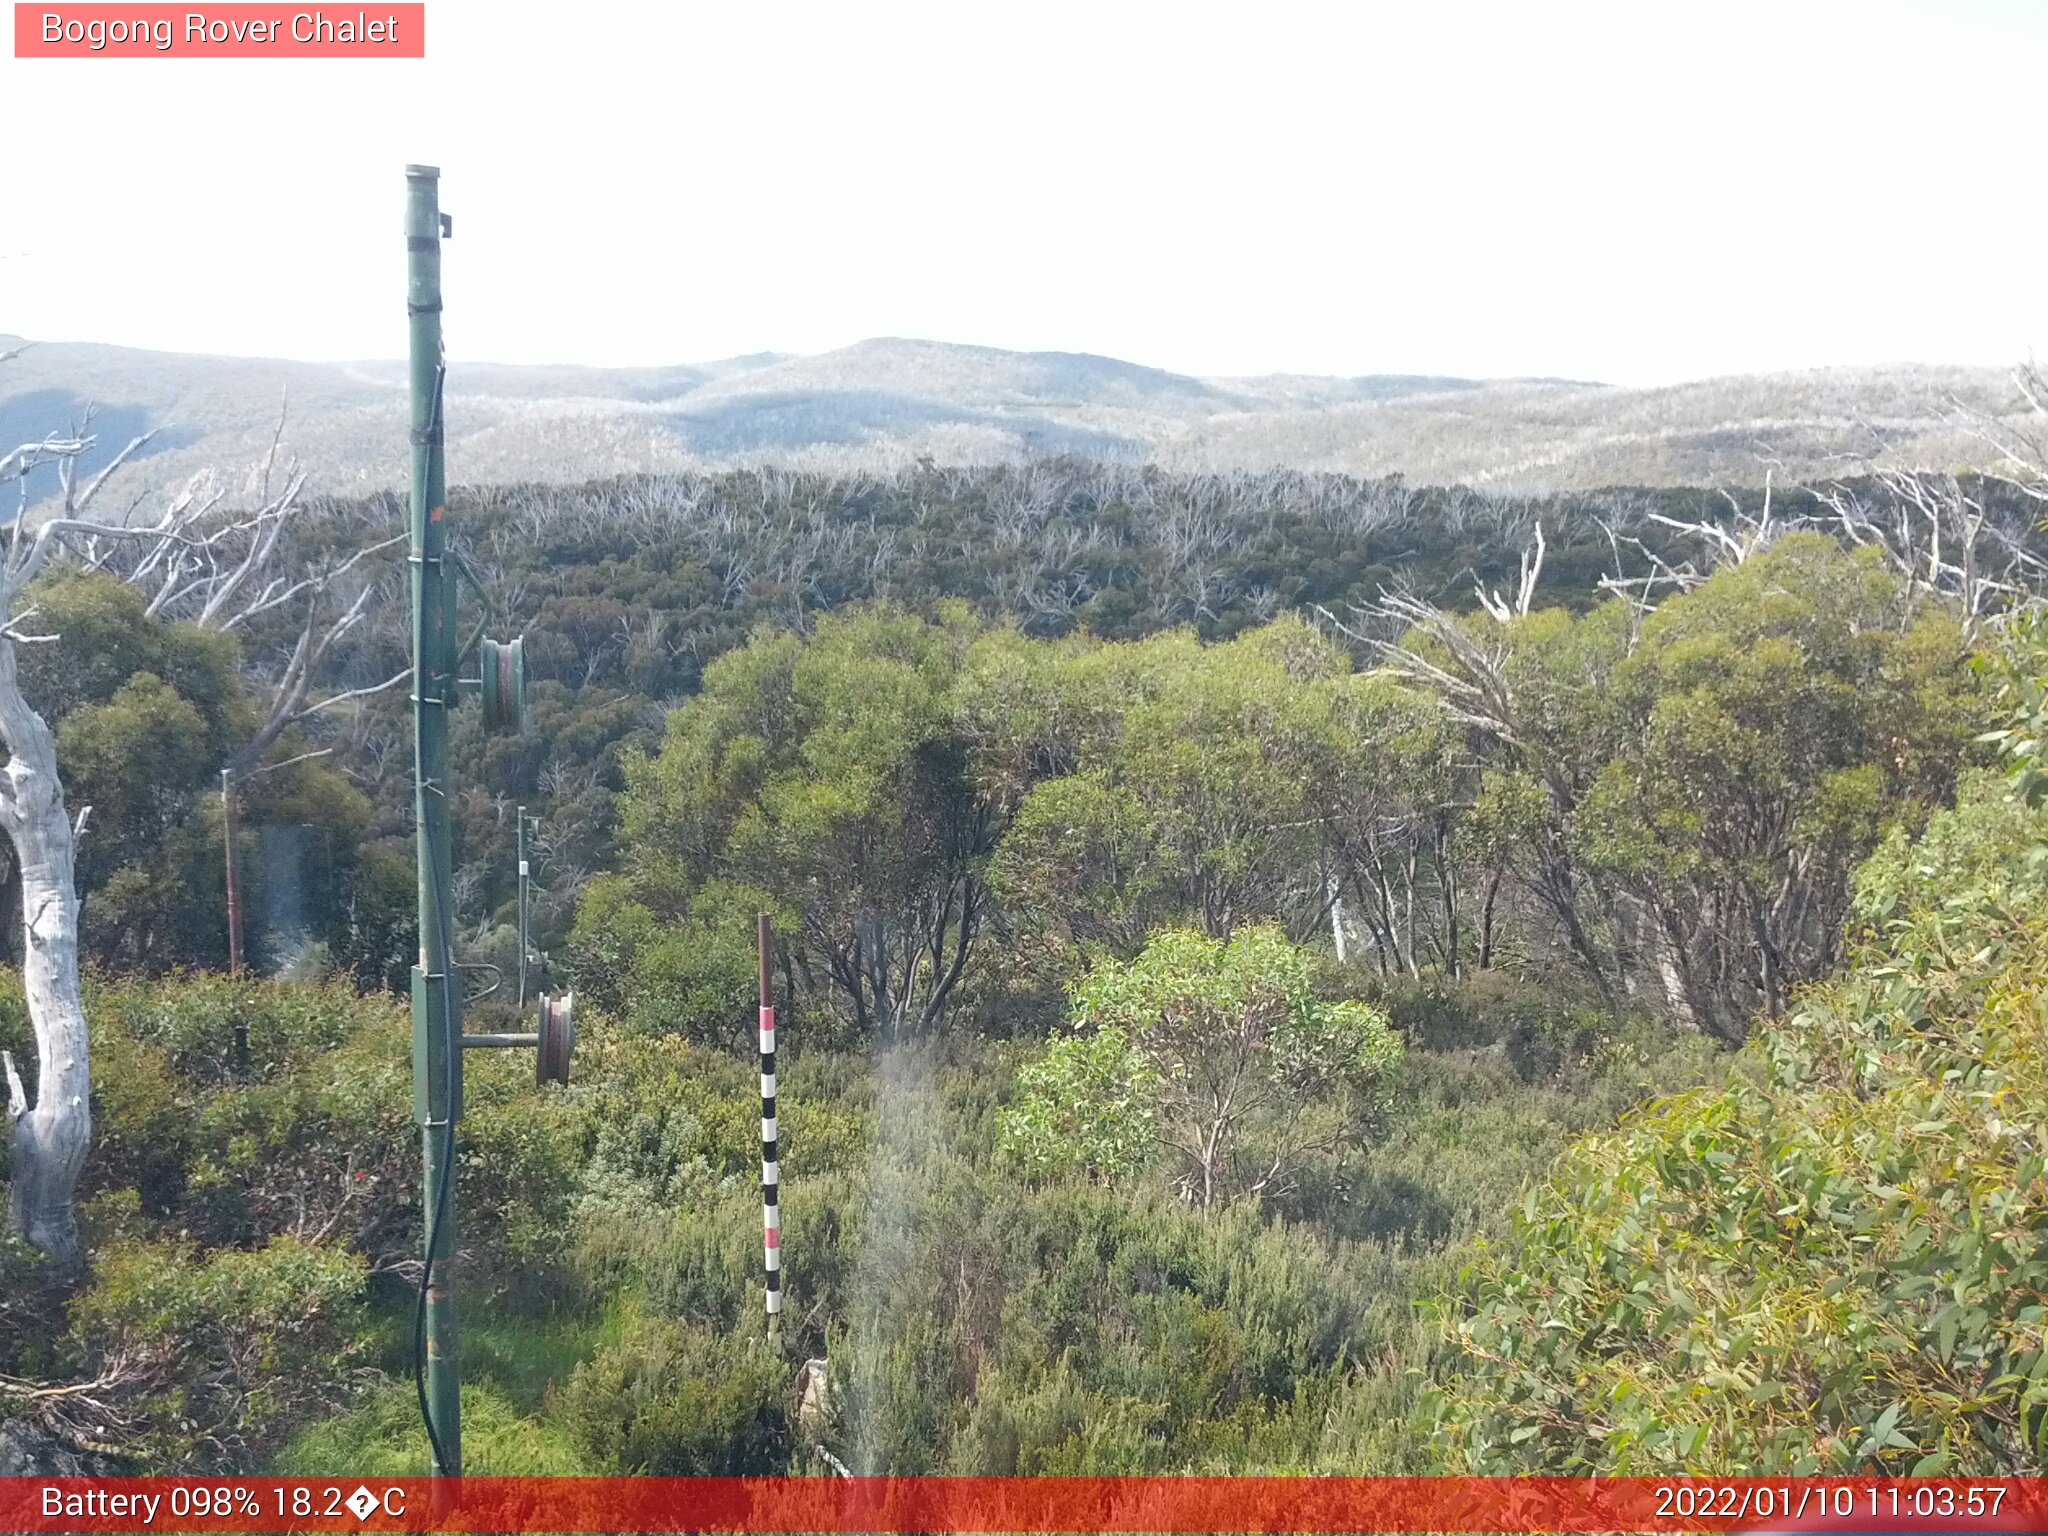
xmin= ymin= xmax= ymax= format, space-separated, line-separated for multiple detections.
xmin=0 ymin=372 xmax=402 ymax=1269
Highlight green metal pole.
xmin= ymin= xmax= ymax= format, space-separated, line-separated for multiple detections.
xmin=406 ymin=163 xmax=461 ymax=1478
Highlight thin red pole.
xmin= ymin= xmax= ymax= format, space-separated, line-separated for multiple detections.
xmin=759 ymin=913 xmax=781 ymax=1323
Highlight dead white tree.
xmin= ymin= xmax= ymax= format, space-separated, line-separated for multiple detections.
xmin=1812 ymin=468 xmax=2046 ymax=641
xmin=0 ymin=389 xmax=405 ymax=1268
xmin=1475 ymin=522 xmax=1546 ymax=621
xmin=78 ymin=401 xmax=412 ymax=776
xmin=1959 ymin=361 xmax=2048 ymax=512
xmin=1594 ymin=462 xmax=2044 ymax=641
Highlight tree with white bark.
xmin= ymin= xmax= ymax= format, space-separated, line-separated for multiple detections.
xmin=0 ymin=374 xmax=406 ymax=1269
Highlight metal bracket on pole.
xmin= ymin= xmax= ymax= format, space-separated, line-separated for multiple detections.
xmin=459 ymin=991 xmax=573 ymax=1087
xmin=451 ymin=547 xmax=498 ymax=669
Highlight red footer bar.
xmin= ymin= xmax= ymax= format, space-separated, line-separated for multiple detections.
xmin=8 ymin=1477 xmax=2048 ymax=1532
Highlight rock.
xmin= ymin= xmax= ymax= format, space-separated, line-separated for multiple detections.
xmin=0 ymin=1416 xmax=109 ymax=1477
xmin=796 ymin=1357 xmax=830 ymax=1443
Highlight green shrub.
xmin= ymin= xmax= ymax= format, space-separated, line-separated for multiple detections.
xmin=559 ymin=1313 xmax=793 ymax=1474
xmin=628 ymin=882 xmax=772 ymax=1046
xmin=999 ymin=925 xmax=1400 ymax=1206
xmin=73 ymin=971 xmax=585 ymax=1287
xmin=947 ymin=1355 xmax=1169 ymax=1473
xmin=88 ymin=970 xmax=365 ymax=1083
xmin=571 ymin=1030 xmax=1402 ymax=1475
xmin=1426 ymin=767 xmax=2048 ymax=1473
xmin=15 ymin=967 xmax=614 ymax=1473
xmin=995 ymin=1022 xmax=1155 ymax=1183
xmin=69 ymin=1234 xmax=367 ymax=1467
xmin=1373 ymin=971 xmax=1633 ymax=1082
xmin=1376 ymin=980 xmax=1495 ymax=1053
xmin=563 ymin=874 xmax=656 ymax=1016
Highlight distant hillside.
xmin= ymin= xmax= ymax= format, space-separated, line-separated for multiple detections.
xmin=0 ymin=332 xmax=2030 ymax=503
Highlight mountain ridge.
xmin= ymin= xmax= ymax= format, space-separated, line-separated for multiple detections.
xmin=0 ymin=333 xmax=2030 ymax=501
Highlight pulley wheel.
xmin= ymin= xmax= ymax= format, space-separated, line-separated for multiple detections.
xmin=480 ymin=635 xmax=527 ymax=735
xmin=537 ymin=991 xmax=574 ymax=1086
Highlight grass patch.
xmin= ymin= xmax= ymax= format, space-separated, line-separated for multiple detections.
xmin=275 ymin=1380 xmax=589 ymax=1476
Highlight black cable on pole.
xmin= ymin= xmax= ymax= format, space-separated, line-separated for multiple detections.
xmin=411 ymin=352 xmax=455 ymax=1476
xmin=413 ymin=820 xmax=458 ymax=1476
xmin=414 ymin=1119 xmax=456 ymax=1474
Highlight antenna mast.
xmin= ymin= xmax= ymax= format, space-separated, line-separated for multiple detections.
xmin=404 ymin=165 xmax=570 ymax=1480
xmin=405 ymin=162 xmax=462 ymax=1478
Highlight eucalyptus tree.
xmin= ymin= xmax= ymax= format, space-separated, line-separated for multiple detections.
xmin=987 ymin=617 xmax=1359 ymax=952
xmin=615 ymin=602 xmax=998 ymax=1040
xmin=1330 ymin=588 xmax=1634 ymax=1000
xmin=0 ymin=384 xmax=400 ymax=1267
xmin=1571 ymin=534 xmax=1978 ymax=1035
xmin=1337 ymin=534 xmax=1980 ymax=1034
xmin=998 ymin=923 xmax=1401 ymax=1207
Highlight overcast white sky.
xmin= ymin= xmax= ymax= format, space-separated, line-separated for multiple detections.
xmin=3 ymin=0 xmax=2043 ymax=385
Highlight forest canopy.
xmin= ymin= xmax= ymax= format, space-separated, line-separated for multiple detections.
xmin=0 ymin=455 xmax=2036 ymax=1478
xmin=1426 ymin=674 xmax=2048 ymax=1471
xmin=588 ymin=533 xmax=1982 ymax=1056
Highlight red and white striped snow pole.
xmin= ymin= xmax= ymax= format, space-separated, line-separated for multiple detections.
xmin=758 ymin=913 xmax=781 ymax=1322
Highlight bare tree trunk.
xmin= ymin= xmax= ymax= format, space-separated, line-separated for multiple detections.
xmin=1401 ymin=849 xmax=1420 ymax=979
xmin=0 ymin=641 xmax=89 ymax=1272
xmin=1647 ymin=901 xmax=1698 ymax=1033
xmin=1536 ymin=848 xmax=1617 ymax=1008
xmin=1350 ymin=869 xmax=1392 ymax=976
xmin=1477 ymin=868 xmax=1501 ymax=971
xmin=1377 ymin=863 xmax=1412 ymax=980
xmin=1649 ymin=900 xmax=1725 ymax=1040
xmin=1747 ymin=889 xmax=1785 ymax=1018
xmin=1434 ymin=819 xmax=1459 ymax=979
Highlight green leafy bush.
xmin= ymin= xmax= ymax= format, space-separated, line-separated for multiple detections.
xmin=68 ymin=1234 xmax=367 ymax=1466
xmin=4 ymin=970 xmax=607 ymax=1472
xmin=1426 ymin=760 xmax=2048 ymax=1472
xmin=998 ymin=1022 xmax=1156 ymax=1183
xmin=999 ymin=924 xmax=1401 ymax=1205
xmin=1372 ymin=971 xmax=1630 ymax=1082
xmin=559 ymin=1313 xmax=793 ymax=1474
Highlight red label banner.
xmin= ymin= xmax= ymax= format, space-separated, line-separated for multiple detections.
xmin=4 ymin=1476 xmax=2047 ymax=1532
xmin=13 ymin=4 xmax=424 ymax=57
